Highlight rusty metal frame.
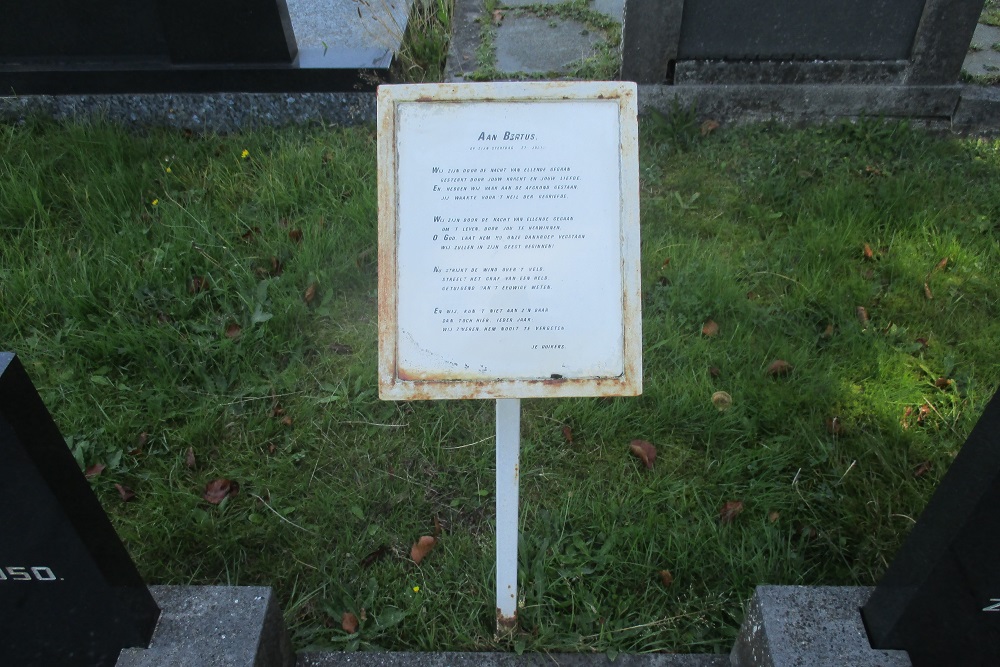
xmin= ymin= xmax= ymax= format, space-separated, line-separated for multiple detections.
xmin=377 ymin=81 xmax=641 ymax=400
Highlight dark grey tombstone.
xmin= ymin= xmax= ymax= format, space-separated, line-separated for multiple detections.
xmin=621 ymin=0 xmax=986 ymax=86
xmin=0 ymin=0 xmax=389 ymax=94
xmin=862 ymin=387 xmax=1000 ymax=667
xmin=0 ymin=352 xmax=160 ymax=666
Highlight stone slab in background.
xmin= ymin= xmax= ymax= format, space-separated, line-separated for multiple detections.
xmin=117 ymin=586 xmax=294 ymax=667
xmin=730 ymin=586 xmax=911 ymax=667
xmin=495 ymin=15 xmax=604 ymax=73
xmin=298 ymin=652 xmax=729 ymax=666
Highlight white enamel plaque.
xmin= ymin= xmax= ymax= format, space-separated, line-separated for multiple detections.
xmin=378 ymin=82 xmax=641 ymax=400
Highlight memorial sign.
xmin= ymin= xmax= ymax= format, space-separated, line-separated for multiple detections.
xmin=863 ymin=387 xmax=1000 ymax=666
xmin=377 ymin=81 xmax=642 ymax=400
xmin=0 ymin=352 xmax=159 ymax=666
xmin=377 ymin=81 xmax=641 ymax=628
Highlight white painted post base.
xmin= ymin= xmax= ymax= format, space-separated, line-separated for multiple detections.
xmin=495 ymin=398 xmax=520 ymax=632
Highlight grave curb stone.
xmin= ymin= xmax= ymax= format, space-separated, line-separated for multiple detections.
xmin=730 ymin=586 xmax=911 ymax=667
xmin=952 ymin=85 xmax=1000 ymax=132
xmin=297 ymin=651 xmax=730 ymax=666
xmin=116 ymin=586 xmax=294 ymax=667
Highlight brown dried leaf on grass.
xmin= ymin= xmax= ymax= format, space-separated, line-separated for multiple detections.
xmin=341 ymin=612 xmax=359 ymax=634
xmin=856 ymin=306 xmax=869 ymax=327
xmin=304 ymin=283 xmax=318 ymax=304
xmin=913 ymin=461 xmax=932 ymax=478
xmin=719 ymin=500 xmax=744 ymax=524
xmin=185 ymin=447 xmax=197 ymax=469
xmin=492 ymin=9 xmax=504 ymax=24
xmin=935 ymin=377 xmax=951 ymax=390
xmin=188 ymin=276 xmax=209 ymax=293
xmin=700 ymin=119 xmax=720 ymax=136
xmin=702 ymin=319 xmax=719 ymax=337
xmin=629 ymin=440 xmax=656 ymax=469
xmin=923 ymin=283 xmax=933 ymax=300
xmin=288 ymin=229 xmax=303 ymax=244
xmin=711 ymin=391 xmax=732 ymax=412
xmin=659 ymin=570 xmax=674 ymax=587
xmin=203 ymin=478 xmax=239 ymax=505
xmin=116 ymin=483 xmax=136 ymax=502
xmin=562 ymin=424 xmax=573 ymax=444
xmin=85 ymin=463 xmax=106 ymax=478
xmin=765 ymin=359 xmax=793 ymax=377
xmin=410 ymin=536 xmax=437 ymax=564
xmin=225 ymin=322 xmax=242 ymax=340
xmin=863 ymin=243 xmax=874 ymax=260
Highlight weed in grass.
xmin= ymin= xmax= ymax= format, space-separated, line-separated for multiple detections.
xmin=3 ymin=118 xmax=1000 ymax=654
xmin=983 ymin=0 xmax=1000 ymax=27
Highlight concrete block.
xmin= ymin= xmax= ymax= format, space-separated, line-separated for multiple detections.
xmin=117 ymin=586 xmax=294 ymax=667
xmin=730 ymin=586 xmax=910 ymax=667
xmin=495 ymin=14 xmax=603 ymax=74
xmin=952 ymin=86 xmax=1000 ymax=133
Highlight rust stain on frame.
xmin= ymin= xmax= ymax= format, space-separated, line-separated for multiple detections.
xmin=377 ymin=82 xmax=642 ymax=401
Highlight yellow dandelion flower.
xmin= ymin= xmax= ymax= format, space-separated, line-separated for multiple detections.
xmin=241 ymin=149 xmax=250 ymax=159
xmin=412 ymin=586 xmax=420 ymax=593
xmin=165 ymin=167 xmax=172 ymax=173
xmin=151 ymin=198 xmax=159 ymax=207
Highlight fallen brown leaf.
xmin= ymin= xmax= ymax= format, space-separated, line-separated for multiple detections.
xmin=934 ymin=377 xmax=951 ymax=390
xmin=700 ymin=119 xmax=720 ymax=136
xmin=85 ymin=463 xmax=106 ymax=478
xmin=935 ymin=257 xmax=949 ymax=272
xmin=915 ymin=337 xmax=928 ymax=349
xmin=562 ymin=424 xmax=573 ymax=444
xmin=856 ymin=306 xmax=869 ymax=326
xmin=341 ymin=612 xmax=359 ymax=634
xmin=765 ymin=359 xmax=793 ymax=377
xmin=821 ymin=322 xmax=835 ymax=338
xmin=702 ymin=319 xmax=719 ymax=337
xmin=289 ymin=229 xmax=303 ymax=244
xmin=225 ymin=322 xmax=242 ymax=340
xmin=185 ymin=447 xmax=197 ymax=469
xmin=116 ymin=483 xmax=136 ymax=502
xmin=659 ymin=570 xmax=674 ymax=587
xmin=719 ymin=500 xmax=744 ymax=524
xmin=203 ymin=478 xmax=238 ymax=505
xmin=913 ymin=461 xmax=932 ymax=478
xmin=863 ymin=243 xmax=874 ymax=260
xmin=711 ymin=391 xmax=732 ymax=412
xmin=746 ymin=291 xmax=758 ymax=300
xmin=825 ymin=416 xmax=843 ymax=436
xmin=709 ymin=366 xmax=721 ymax=378
xmin=304 ymin=283 xmax=317 ymax=304
xmin=189 ymin=276 xmax=209 ymax=293
xmin=281 ymin=416 xmax=293 ymax=427
xmin=768 ymin=511 xmax=781 ymax=523
xmin=410 ymin=535 xmax=437 ymax=564
xmin=923 ymin=282 xmax=933 ymax=300
xmin=629 ymin=439 xmax=657 ymax=470
xmin=492 ymin=9 xmax=504 ymax=24
xmin=360 ymin=545 xmax=390 ymax=568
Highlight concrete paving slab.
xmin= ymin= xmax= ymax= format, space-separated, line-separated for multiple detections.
xmin=500 ymin=0 xmax=624 ymax=23
xmin=496 ymin=14 xmax=603 ymax=73
xmin=963 ymin=23 xmax=1000 ymax=77
xmin=285 ymin=0 xmax=412 ymax=51
xmin=117 ymin=586 xmax=294 ymax=667
xmin=730 ymin=586 xmax=910 ymax=667
xmin=298 ymin=652 xmax=729 ymax=666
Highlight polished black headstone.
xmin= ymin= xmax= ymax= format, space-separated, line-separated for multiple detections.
xmin=863 ymin=387 xmax=1000 ymax=667
xmin=0 ymin=352 xmax=159 ymax=666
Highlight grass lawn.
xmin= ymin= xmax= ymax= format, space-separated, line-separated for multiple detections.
xmin=2 ymin=116 xmax=1000 ymax=654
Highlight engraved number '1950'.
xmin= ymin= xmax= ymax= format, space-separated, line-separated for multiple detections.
xmin=0 ymin=566 xmax=59 ymax=581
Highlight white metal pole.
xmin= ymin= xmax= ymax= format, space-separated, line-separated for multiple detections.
xmin=495 ymin=397 xmax=521 ymax=631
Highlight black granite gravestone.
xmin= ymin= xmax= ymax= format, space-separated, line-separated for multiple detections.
xmin=0 ymin=352 xmax=160 ymax=666
xmin=863 ymin=387 xmax=1000 ymax=667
